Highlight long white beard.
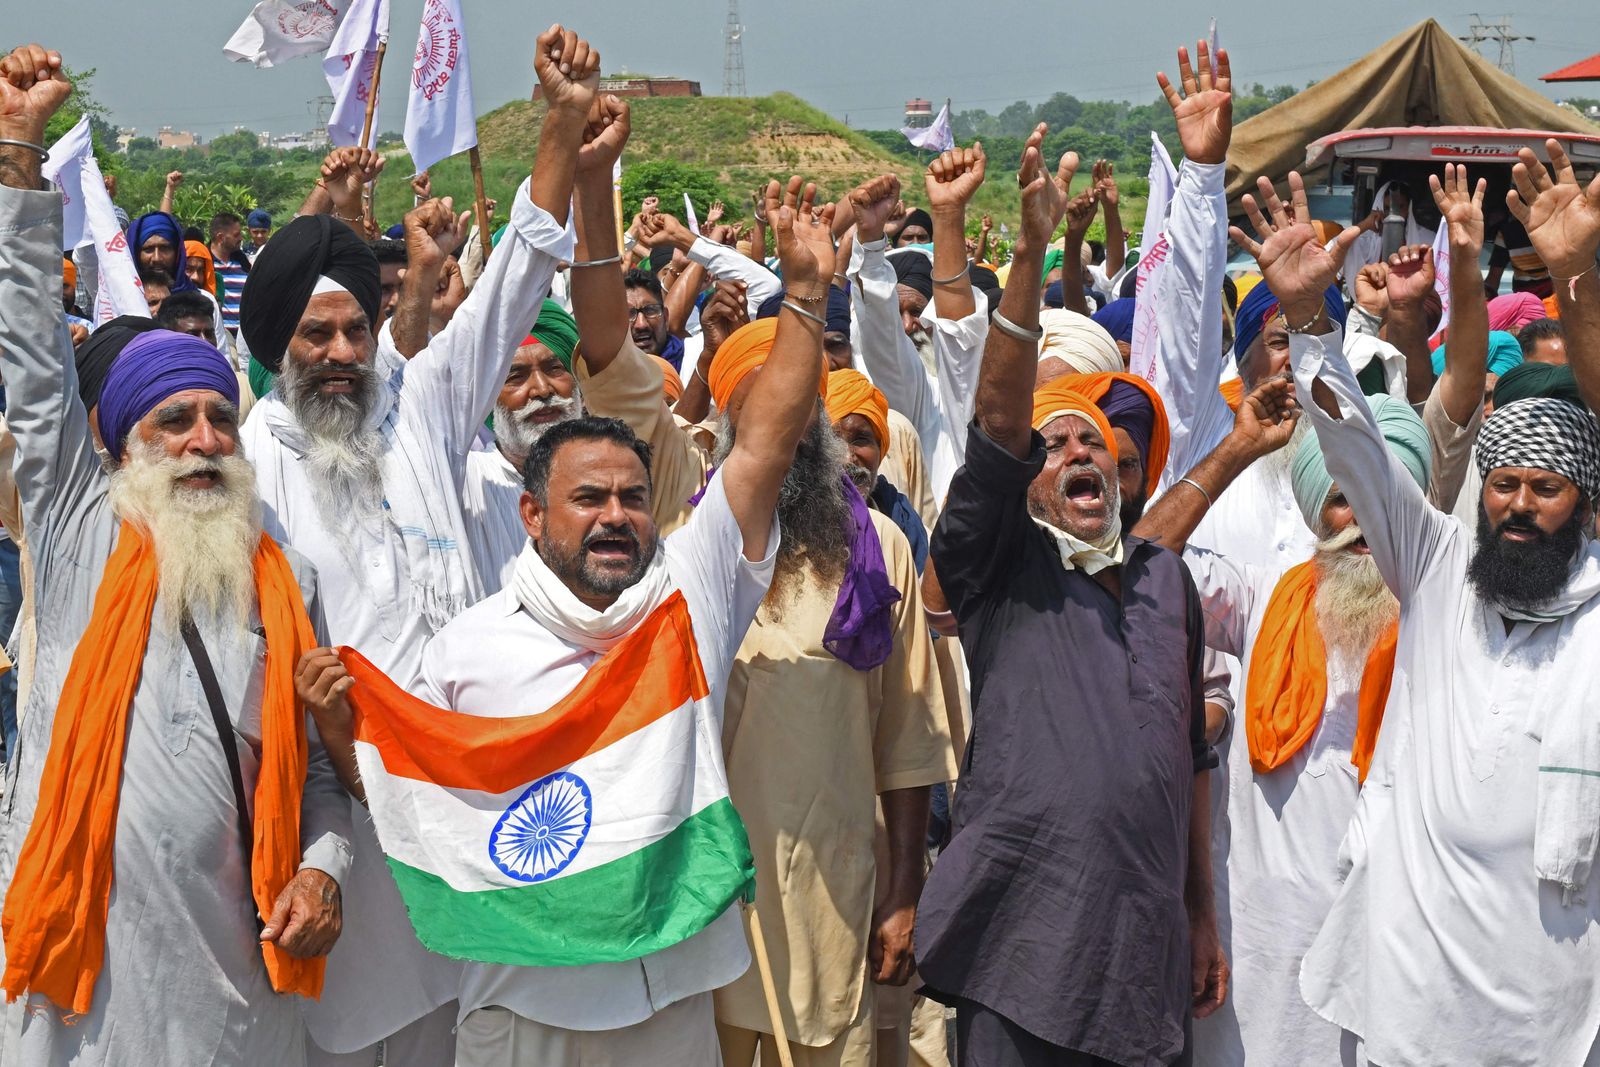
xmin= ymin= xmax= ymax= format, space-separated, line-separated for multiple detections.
xmin=1313 ymin=524 xmax=1398 ymax=661
xmin=1260 ymin=411 xmax=1310 ymax=483
xmin=281 ymin=355 xmax=386 ymax=522
xmin=494 ymin=389 xmax=585 ymax=468
xmin=108 ymin=437 xmax=263 ymax=632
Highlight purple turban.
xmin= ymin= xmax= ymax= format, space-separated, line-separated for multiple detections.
xmin=97 ymin=330 xmax=240 ymax=461
xmin=1099 ymin=378 xmax=1155 ymax=469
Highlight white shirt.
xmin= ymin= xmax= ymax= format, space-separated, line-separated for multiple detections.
xmin=1184 ymin=548 xmax=1362 ymax=1067
xmin=418 ymin=471 xmax=780 ymax=1030
xmin=1292 ymin=326 xmax=1600 ymax=1067
xmin=462 ymin=442 xmax=527 ymax=595
xmin=848 ymin=237 xmax=988 ymax=504
xmin=687 ymin=235 xmax=781 ymax=318
xmin=241 ymin=179 xmax=574 ymax=1053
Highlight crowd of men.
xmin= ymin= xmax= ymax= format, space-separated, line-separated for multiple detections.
xmin=0 ymin=24 xmax=1597 ymax=1067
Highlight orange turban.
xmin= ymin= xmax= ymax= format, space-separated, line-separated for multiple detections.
xmin=1030 ymin=379 xmax=1119 ymax=461
xmin=707 ymin=318 xmax=828 ymax=412
xmin=185 ymin=240 xmax=216 ymax=293
xmin=825 ymin=368 xmax=890 ymax=457
xmin=651 ymin=354 xmax=683 ymax=403
xmin=62 ymin=257 xmax=77 ymax=290
xmin=1054 ymin=372 xmax=1169 ymax=497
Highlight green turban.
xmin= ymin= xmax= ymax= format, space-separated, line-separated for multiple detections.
xmin=248 ymin=353 xmax=276 ymax=400
xmin=1040 ymin=247 xmax=1064 ymax=283
xmin=526 ymin=299 xmax=579 ymax=372
xmin=1493 ymin=361 xmax=1582 ymax=409
xmin=1291 ymin=393 xmax=1431 ymax=531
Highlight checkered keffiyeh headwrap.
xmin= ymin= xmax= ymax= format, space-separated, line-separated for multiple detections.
xmin=1477 ymin=397 xmax=1600 ymax=503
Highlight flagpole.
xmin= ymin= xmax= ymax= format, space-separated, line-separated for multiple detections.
xmin=360 ymin=35 xmax=389 ymax=235
xmin=469 ymin=145 xmax=493 ymax=261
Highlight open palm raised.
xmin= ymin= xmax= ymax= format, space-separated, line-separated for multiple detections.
xmin=1230 ymin=171 xmax=1360 ymax=321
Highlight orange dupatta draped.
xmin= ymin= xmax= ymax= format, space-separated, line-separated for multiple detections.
xmin=1 ymin=522 xmax=323 ymax=1014
xmin=1243 ymin=560 xmax=1399 ymax=784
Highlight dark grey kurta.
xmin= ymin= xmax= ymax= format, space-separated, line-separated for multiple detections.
xmin=0 ymin=185 xmax=352 ymax=1067
xmin=917 ymin=424 xmax=1212 ymax=1067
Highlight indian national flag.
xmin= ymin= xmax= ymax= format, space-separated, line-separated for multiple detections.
xmin=338 ymin=590 xmax=755 ymax=966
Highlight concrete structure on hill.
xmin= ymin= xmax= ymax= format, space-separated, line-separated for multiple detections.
xmin=535 ymin=73 xmax=701 ymax=101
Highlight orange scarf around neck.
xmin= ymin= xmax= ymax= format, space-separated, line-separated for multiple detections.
xmin=1243 ymin=560 xmax=1398 ymax=784
xmin=1 ymin=522 xmax=323 ymax=1014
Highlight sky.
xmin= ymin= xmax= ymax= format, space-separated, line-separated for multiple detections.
xmin=10 ymin=1 xmax=1600 ymax=140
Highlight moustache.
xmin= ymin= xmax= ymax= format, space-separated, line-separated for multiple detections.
xmin=1318 ymin=523 xmax=1365 ymax=553
xmin=582 ymin=524 xmax=640 ymax=553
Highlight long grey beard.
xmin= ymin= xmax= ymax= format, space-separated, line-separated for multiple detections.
xmin=715 ymin=402 xmax=851 ymax=612
xmin=1259 ymin=412 xmax=1310 ymax=483
xmin=108 ymin=438 xmax=264 ymax=633
xmin=1313 ymin=524 xmax=1398 ymax=661
xmin=281 ymin=356 xmax=387 ymax=523
xmin=494 ymin=389 xmax=585 ymax=469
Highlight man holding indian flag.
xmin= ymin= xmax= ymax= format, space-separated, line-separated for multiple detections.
xmin=296 ymin=172 xmax=843 ymax=1065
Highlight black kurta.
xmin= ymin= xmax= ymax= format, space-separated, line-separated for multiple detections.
xmin=917 ymin=424 xmax=1213 ymax=1067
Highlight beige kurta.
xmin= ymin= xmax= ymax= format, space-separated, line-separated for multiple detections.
xmin=577 ymin=338 xmax=712 ymax=537
xmin=880 ymin=409 xmax=938 ymax=533
xmin=716 ymin=511 xmax=957 ymax=1048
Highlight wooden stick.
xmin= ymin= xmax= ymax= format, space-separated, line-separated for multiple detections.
xmin=743 ymin=901 xmax=797 ymax=1067
xmin=469 ymin=145 xmax=493 ymax=262
xmin=357 ymin=37 xmax=389 ymax=237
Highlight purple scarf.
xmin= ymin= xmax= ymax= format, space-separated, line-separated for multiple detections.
xmin=823 ymin=474 xmax=901 ymax=671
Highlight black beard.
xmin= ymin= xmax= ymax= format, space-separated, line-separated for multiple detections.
xmin=1119 ymin=487 xmax=1149 ymax=533
xmin=1467 ymin=506 xmax=1585 ymax=612
xmin=538 ymin=521 xmax=658 ymax=599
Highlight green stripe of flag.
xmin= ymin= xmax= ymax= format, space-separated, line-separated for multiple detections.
xmin=1538 ymin=765 xmax=1600 ymax=778
xmin=386 ymin=797 xmax=755 ymax=967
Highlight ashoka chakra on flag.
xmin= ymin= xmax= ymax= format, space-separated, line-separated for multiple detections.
xmin=338 ymin=591 xmax=755 ymax=967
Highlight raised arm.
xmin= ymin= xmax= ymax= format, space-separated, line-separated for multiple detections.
xmin=1376 ymin=243 xmax=1437 ymax=406
xmin=718 ymin=177 xmax=836 ymax=559
xmin=1132 ymin=377 xmax=1298 ymax=553
xmin=651 ymin=211 xmax=779 ymax=316
xmin=1232 ymin=171 xmax=1452 ymax=599
xmin=676 ymin=280 xmax=747 ymax=424
xmin=1508 ymin=140 xmax=1600 ymax=412
xmin=299 ymin=147 xmax=384 ymax=231
xmin=1096 ymin=161 xmax=1127 ymax=278
xmin=926 ymin=144 xmax=983 ymax=321
xmin=1429 ymin=164 xmax=1490 ymax=426
xmin=388 ymin=197 xmax=471 ymax=359
xmin=159 ymin=170 xmax=182 ymax=216
xmin=1150 ymin=38 xmax=1233 ymax=486
xmin=1057 ymin=189 xmax=1096 ymax=316
xmin=569 ymin=94 xmax=632 ymax=375
xmin=0 ymin=46 xmax=104 ymax=538
xmin=975 ymin=125 xmax=1077 ymax=457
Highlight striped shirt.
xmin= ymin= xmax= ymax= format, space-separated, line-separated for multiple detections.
xmin=213 ymin=252 xmax=249 ymax=333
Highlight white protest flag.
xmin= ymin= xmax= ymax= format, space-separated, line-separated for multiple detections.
xmin=1127 ymin=131 xmax=1180 ymax=384
xmin=403 ymin=0 xmax=478 ymax=172
xmin=325 ymin=0 xmax=390 ymax=147
xmin=683 ymin=192 xmax=701 ymax=234
xmin=1430 ymin=216 xmax=1451 ymax=340
xmin=225 ymin=0 xmax=347 ymax=68
xmin=43 ymin=117 xmax=146 ymax=324
xmin=902 ymin=101 xmax=955 ymax=153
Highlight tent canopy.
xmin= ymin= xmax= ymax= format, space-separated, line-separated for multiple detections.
xmin=1543 ymin=54 xmax=1600 ymax=83
xmin=1225 ymin=19 xmax=1599 ymax=212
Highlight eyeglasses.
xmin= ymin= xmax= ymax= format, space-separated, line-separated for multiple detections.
xmin=629 ymin=304 xmax=665 ymax=322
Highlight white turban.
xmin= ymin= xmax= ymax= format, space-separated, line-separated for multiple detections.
xmin=1037 ymin=309 xmax=1123 ymax=375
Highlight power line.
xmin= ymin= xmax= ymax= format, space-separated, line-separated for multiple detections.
xmin=1458 ymin=13 xmax=1534 ymax=74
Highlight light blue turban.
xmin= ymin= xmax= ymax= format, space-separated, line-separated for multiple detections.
xmin=1291 ymin=393 xmax=1431 ymax=530
xmin=1430 ymin=330 xmax=1524 ymax=378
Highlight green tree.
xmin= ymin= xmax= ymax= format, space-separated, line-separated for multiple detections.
xmin=618 ymin=159 xmax=727 ymax=221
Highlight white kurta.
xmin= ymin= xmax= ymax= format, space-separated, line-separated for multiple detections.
xmin=0 ymin=185 xmax=353 ymax=1067
xmin=1183 ymin=549 xmax=1362 ymax=1067
xmin=462 ymin=442 xmax=526 ymax=596
xmin=1292 ymin=326 xmax=1600 ymax=1067
xmin=240 ymin=179 xmax=575 ymax=1054
xmin=848 ymin=237 xmax=988 ymax=504
xmin=419 ymin=471 xmax=777 ymax=1034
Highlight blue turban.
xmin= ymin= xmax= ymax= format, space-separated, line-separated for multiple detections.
xmin=1430 ymin=329 xmax=1524 ymax=378
xmin=126 ymin=212 xmax=195 ymax=292
xmin=755 ymin=290 xmax=785 ymax=320
xmin=1290 ymin=393 xmax=1430 ymax=530
xmin=826 ymin=285 xmax=851 ymax=336
xmin=97 ymin=330 xmax=239 ymax=461
xmin=384 ymin=222 xmax=405 ymax=240
xmin=1234 ymin=281 xmax=1347 ymax=363
xmin=246 ymin=209 xmax=273 ymax=229
xmin=1042 ymin=280 xmax=1065 ymax=308
xmin=1092 ymin=297 xmax=1136 ymax=344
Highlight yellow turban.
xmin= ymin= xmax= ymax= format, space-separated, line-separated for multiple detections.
xmin=1030 ymin=378 xmax=1119 ymax=461
xmin=707 ymin=318 xmax=828 ymax=412
xmin=825 ymin=368 xmax=890 ymax=458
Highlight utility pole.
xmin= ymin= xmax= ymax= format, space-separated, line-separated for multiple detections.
xmin=723 ymin=0 xmax=746 ymax=97
xmin=1458 ymin=14 xmax=1534 ymax=75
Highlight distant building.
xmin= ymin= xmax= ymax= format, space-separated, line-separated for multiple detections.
xmin=157 ymin=126 xmax=200 ymax=150
xmin=535 ymin=72 xmax=701 ymax=101
xmin=116 ymin=127 xmax=138 ymax=153
xmin=270 ymin=130 xmax=329 ymax=151
xmin=904 ymin=98 xmax=932 ymax=128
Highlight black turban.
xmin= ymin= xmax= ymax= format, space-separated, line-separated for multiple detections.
xmin=76 ymin=315 xmax=162 ymax=410
xmin=889 ymin=249 xmax=933 ymax=301
xmin=240 ymin=214 xmax=381 ymax=372
xmin=897 ymin=208 xmax=934 ymax=242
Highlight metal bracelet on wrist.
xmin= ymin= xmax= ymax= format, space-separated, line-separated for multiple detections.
xmin=785 ymin=288 xmax=827 ymax=305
